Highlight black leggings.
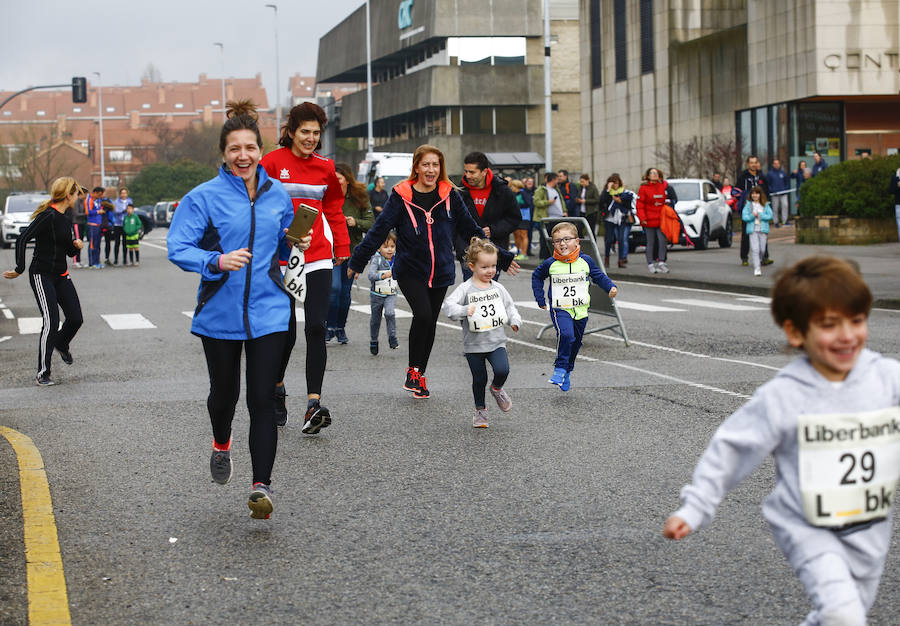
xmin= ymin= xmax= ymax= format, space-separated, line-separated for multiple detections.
xmin=278 ymin=267 xmax=331 ymax=396
xmin=465 ymin=347 xmax=510 ymax=409
xmin=201 ymin=331 xmax=287 ymax=485
xmin=397 ymin=278 xmax=448 ymax=374
xmin=29 ymin=272 xmax=83 ymax=378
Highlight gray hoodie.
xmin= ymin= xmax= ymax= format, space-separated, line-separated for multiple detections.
xmin=674 ymin=349 xmax=900 ymax=578
xmin=443 ymin=279 xmax=522 ymax=354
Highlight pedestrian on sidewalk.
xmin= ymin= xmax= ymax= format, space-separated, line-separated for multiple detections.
xmin=327 ymin=162 xmax=374 ymax=345
xmin=735 ymin=156 xmax=771 ymax=267
xmin=4 ymin=176 xmax=84 ymax=386
xmin=509 ymin=179 xmax=531 ymax=260
xmin=765 ymin=159 xmax=790 ymax=227
xmin=348 ymin=144 xmax=519 ymax=399
xmin=122 ymin=203 xmax=142 ymax=265
xmin=741 ymin=186 xmax=773 ymax=277
xmin=636 ymin=167 xmax=671 ymax=274
xmin=664 ymin=255 xmax=899 ymax=625
xmin=598 ymin=173 xmax=634 ymax=268
xmin=890 ymin=167 xmax=900 ymax=239
xmin=577 ymin=173 xmax=601 ymax=236
xmin=167 ymin=100 xmax=307 ymax=520
xmin=793 ymin=160 xmax=809 ymax=219
xmin=443 ymin=237 xmax=521 ymax=428
xmin=85 ymin=187 xmax=105 ymax=268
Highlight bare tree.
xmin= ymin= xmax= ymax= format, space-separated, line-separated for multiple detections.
xmin=140 ymin=119 xmax=221 ymax=169
xmin=4 ymin=125 xmax=81 ymax=191
xmin=654 ymin=134 xmax=741 ymax=180
xmin=141 ymin=63 xmax=163 ymax=84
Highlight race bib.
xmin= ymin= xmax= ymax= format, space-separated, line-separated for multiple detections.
xmin=467 ymin=288 xmax=508 ymax=332
xmin=551 ymin=274 xmax=590 ymax=309
xmin=798 ymin=407 xmax=900 ymax=527
xmin=283 ymin=247 xmax=307 ymax=303
xmin=374 ymin=277 xmax=397 ymax=295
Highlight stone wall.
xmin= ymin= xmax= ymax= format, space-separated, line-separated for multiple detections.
xmin=796 ymin=216 xmax=900 ymax=244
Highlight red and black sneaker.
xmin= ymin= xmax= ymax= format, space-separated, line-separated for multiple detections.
xmin=413 ymin=374 xmax=430 ymax=399
xmin=403 ymin=367 xmax=420 ymax=393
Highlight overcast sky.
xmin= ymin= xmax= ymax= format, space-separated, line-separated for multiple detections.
xmin=1 ymin=0 xmax=364 ymax=105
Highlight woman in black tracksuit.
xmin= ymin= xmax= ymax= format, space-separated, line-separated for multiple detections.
xmin=4 ymin=177 xmax=84 ymax=385
xmin=348 ymin=145 xmax=518 ymax=399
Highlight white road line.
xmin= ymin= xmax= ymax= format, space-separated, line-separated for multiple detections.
xmin=589 ymin=333 xmax=781 ymax=371
xmin=140 ymin=241 xmax=168 ymax=251
xmin=2 ymin=309 xmax=13 ymax=319
xmin=736 ymin=296 xmax=772 ymax=304
xmin=101 ymin=314 xmax=157 ymax=330
xmin=611 ymin=300 xmax=687 ymax=312
xmin=662 ymin=298 xmax=767 ymax=311
xmin=349 ymin=304 xmax=412 ymax=318
xmin=0 ymin=336 xmax=10 ymax=343
xmin=17 ymin=318 xmax=44 ymax=334
xmin=182 ymin=311 xmax=193 ymax=319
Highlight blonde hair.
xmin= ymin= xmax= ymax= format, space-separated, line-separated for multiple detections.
xmin=509 ymin=179 xmax=524 ymax=192
xmin=464 ymin=236 xmax=498 ymax=266
xmin=551 ymin=221 xmax=579 ymax=238
xmin=31 ymin=176 xmax=80 ymax=220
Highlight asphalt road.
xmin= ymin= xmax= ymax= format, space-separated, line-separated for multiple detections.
xmin=1 ymin=230 xmax=899 ymax=625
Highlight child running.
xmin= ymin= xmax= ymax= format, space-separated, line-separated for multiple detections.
xmin=368 ymin=232 xmax=399 ymax=355
xmin=531 ymin=221 xmax=617 ymax=391
xmin=443 ymin=237 xmax=521 ymax=428
xmin=122 ymin=203 xmax=142 ymax=266
xmin=663 ymin=256 xmax=900 ymax=624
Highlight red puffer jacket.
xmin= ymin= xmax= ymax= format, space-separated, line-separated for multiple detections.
xmin=636 ymin=181 xmax=668 ymax=228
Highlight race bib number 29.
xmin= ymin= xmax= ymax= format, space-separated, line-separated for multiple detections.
xmin=798 ymin=407 xmax=900 ymax=527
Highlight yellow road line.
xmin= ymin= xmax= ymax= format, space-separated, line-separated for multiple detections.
xmin=0 ymin=426 xmax=71 ymax=625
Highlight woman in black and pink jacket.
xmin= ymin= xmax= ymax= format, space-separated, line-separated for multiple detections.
xmin=349 ymin=144 xmax=518 ymax=399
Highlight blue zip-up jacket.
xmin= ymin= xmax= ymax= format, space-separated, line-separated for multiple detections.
xmin=86 ymin=197 xmax=104 ymax=226
xmin=531 ymin=252 xmax=616 ymax=308
xmin=765 ymin=167 xmax=790 ymax=194
xmin=741 ymin=201 xmax=774 ymax=234
xmin=167 ymin=164 xmax=294 ymax=340
xmin=348 ymin=180 xmax=513 ymax=288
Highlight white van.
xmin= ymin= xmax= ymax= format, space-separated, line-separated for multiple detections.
xmin=356 ymin=152 xmax=413 ymax=195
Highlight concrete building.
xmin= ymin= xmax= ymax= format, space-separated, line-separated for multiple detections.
xmin=580 ymin=0 xmax=900 ymax=186
xmin=0 ymin=75 xmax=272 ymax=190
xmin=316 ymin=0 xmax=584 ymax=178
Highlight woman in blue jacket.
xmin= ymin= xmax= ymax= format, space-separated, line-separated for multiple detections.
xmin=348 ymin=144 xmax=518 ymax=399
xmin=168 ymin=100 xmax=307 ymax=520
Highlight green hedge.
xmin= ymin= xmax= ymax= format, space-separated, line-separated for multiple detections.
xmin=129 ymin=159 xmax=217 ymax=207
xmin=798 ymin=155 xmax=900 ymax=218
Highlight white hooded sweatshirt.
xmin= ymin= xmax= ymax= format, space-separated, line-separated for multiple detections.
xmin=674 ymin=348 xmax=900 ymax=579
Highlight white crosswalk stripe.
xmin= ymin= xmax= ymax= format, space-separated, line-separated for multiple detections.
xmin=349 ymin=304 xmax=412 ymax=318
xmin=100 ymin=314 xmax=157 ymax=330
xmin=609 ymin=300 xmax=686 ymax=312
xmin=18 ymin=318 xmax=46 ymax=334
xmin=662 ymin=298 xmax=767 ymax=311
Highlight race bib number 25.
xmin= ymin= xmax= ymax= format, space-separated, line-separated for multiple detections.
xmin=798 ymin=407 xmax=900 ymax=527
xmin=551 ymin=273 xmax=589 ymax=309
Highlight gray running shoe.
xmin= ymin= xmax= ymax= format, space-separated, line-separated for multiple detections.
xmin=210 ymin=449 xmax=232 ymax=484
xmin=489 ymin=386 xmax=512 ymax=412
xmin=473 ymin=408 xmax=489 ymax=428
xmin=35 ymin=374 xmax=55 ymax=386
xmin=248 ymin=483 xmax=273 ymax=519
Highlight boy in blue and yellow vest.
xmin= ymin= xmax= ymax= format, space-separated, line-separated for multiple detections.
xmin=532 ymin=222 xmax=618 ymax=391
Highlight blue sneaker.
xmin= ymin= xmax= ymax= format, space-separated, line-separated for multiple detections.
xmin=559 ymin=372 xmax=571 ymax=392
xmin=325 ymin=328 xmax=336 ymax=343
xmin=548 ymin=367 xmax=566 ymax=386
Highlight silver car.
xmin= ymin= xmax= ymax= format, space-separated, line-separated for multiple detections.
xmin=2 ymin=192 xmax=51 ymax=248
xmin=666 ymin=178 xmax=733 ymax=250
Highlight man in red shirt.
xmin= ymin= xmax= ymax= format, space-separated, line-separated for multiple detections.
xmin=261 ymin=102 xmax=350 ymax=435
xmin=456 ymin=151 xmax=520 ymax=280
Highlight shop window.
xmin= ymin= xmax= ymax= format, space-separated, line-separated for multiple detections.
xmin=640 ymin=0 xmax=654 ymax=74
xmin=795 ymin=102 xmax=843 ymax=162
xmin=462 ymin=107 xmax=493 ymax=134
xmin=496 ymin=108 xmax=526 ymax=135
xmin=590 ymin=0 xmax=602 ymax=88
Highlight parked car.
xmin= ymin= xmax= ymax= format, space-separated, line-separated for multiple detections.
xmin=134 ymin=206 xmax=154 ymax=238
xmin=2 ymin=191 xmax=50 ymax=248
xmin=629 ymin=178 xmax=732 ymax=251
xmin=153 ymin=200 xmax=179 ymax=226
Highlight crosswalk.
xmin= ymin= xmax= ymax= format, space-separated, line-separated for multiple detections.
xmin=3 ymin=293 xmax=770 ymax=336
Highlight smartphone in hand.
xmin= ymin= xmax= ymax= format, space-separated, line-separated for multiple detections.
xmin=286 ymin=203 xmax=319 ymax=244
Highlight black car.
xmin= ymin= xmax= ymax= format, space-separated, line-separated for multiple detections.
xmin=134 ymin=205 xmax=154 ymax=238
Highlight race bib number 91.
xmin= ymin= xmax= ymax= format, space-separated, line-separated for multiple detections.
xmin=283 ymin=247 xmax=306 ymax=303
xmin=467 ymin=288 xmax=507 ymax=332
xmin=551 ymin=274 xmax=589 ymax=309
xmin=798 ymin=407 xmax=900 ymax=527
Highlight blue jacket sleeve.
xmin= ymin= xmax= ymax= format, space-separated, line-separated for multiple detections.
xmin=349 ymin=194 xmax=401 ymax=275
xmin=531 ymin=258 xmax=553 ymax=307
xmin=584 ymin=254 xmax=616 ymax=293
xmin=166 ymin=192 xmax=225 ymax=281
xmin=741 ymin=201 xmax=753 ymax=223
xmin=761 ymin=202 xmax=774 ymax=222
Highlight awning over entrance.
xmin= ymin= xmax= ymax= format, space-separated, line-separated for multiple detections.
xmin=485 ymin=152 xmax=545 ymax=169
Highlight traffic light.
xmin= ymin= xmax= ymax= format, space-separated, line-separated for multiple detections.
xmin=72 ymin=76 xmax=87 ymax=103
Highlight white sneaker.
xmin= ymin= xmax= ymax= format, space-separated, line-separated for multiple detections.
xmin=754 ymin=268 xmax=762 ymax=276
xmin=648 ymin=263 xmax=657 ymax=274
xmin=657 ymin=262 xmax=670 ymax=274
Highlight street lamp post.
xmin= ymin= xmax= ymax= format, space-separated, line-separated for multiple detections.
xmin=214 ymin=43 xmax=226 ymax=121
xmin=265 ymin=3 xmax=282 ymax=137
xmin=366 ymin=0 xmax=374 ymax=153
xmin=93 ymin=71 xmax=105 ymax=187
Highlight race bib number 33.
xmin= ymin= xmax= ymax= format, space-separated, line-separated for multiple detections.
xmin=798 ymin=407 xmax=900 ymax=527
xmin=467 ymin=288 xmax=508 ymax=332
xmin=551 ymin=274 xmax=589 ymax=309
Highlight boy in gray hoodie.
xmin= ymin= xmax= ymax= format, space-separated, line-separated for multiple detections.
xmin=664 ymin=256 xmax=900 ymax=625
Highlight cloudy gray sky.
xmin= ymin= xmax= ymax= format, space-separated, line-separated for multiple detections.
xmin=1 ymin=0 xmax=364 ymax=104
